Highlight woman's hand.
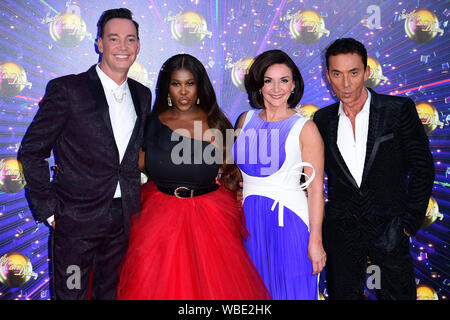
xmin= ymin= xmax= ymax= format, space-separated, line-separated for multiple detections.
xmin=308 ymin=240 xmax=326 ymax=275
xmin=138 ymin=148 xmax=145 ymax=172
xmin=236 ymin=181 xmax=243 ymax=202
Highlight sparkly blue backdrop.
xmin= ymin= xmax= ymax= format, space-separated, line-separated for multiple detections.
xmin=0 ymin=0 xmax=448 ymax=300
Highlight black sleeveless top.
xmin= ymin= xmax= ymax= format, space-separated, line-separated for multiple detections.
xmin=143 ymin=113 xmax=220 ymax=189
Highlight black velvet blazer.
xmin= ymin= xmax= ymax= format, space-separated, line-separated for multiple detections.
xmin=18 ymin=65 xmax=152 ymax=236
xmin=313 ymin=88 xmax=434 ymax=236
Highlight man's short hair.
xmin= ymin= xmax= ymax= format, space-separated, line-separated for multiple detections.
xmin=325 ymin=38 xmax=367 ymax=70
xmin=97 ymin=8 xmax=139 ymax=39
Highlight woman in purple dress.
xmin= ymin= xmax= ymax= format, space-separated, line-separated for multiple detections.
xmin=233 ymin=50 xmax=326 ymax=299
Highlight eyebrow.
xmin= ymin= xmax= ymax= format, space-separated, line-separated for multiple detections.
xmin=264 ymin=75 xmax=291 ymax=79
xmin=331 ymin=67 xmax=360 ymax=72
xmin=106 ymin=33 xmax=137 ymax=38
xmin=170 ymin=78 xmax=196 ymax=82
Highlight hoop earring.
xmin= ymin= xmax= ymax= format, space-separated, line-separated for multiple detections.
xmin=168 ymin=94 xmax=172 ymax=107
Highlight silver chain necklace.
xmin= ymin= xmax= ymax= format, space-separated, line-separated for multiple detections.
xmin=112 ymin=89 xmax=126 ymax=103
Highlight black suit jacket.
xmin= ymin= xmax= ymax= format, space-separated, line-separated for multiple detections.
xmin=313 ymin=88 xmax=434 ymax=237
xmin=18 ymin=65 xmax=152 ymax=236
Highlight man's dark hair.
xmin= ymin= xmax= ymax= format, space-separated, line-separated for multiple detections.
xmin=325 ymin=38 xmax=367 ymax=70
xmin=97 ymin=8 xmax=139 ymax=39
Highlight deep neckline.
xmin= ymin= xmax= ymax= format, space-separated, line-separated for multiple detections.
xmin=155 ymin=114 xmax=218 ymax=147
xmin=257 ymin=109 xmax=298 ymax=123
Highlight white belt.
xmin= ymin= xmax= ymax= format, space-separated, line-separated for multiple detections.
xmin=243 ymin=162 xmax=315 ymax=227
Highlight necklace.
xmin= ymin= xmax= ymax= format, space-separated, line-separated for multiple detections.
xmin=112 ymin=89 xmax=126 ymax=103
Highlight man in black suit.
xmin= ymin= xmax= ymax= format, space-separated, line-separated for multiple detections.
xmin=18 ymin=8 xmax=151 ymax=299
xmin=313 ymin=38 xmax=434 ymax=300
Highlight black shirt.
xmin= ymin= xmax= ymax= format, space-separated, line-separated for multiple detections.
xmin=143 ymin=113 xmax=220 ymax=189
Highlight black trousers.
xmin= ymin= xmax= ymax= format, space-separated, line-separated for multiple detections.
xmin=52 ymin=198 xmax=128 ymax=300
xmin=323 ymin=216 xmax=416 ymax=300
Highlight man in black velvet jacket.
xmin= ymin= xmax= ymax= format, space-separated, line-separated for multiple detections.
xmin=18 ymin=8 xmax=151 ymax=299
xmin=313 ymin=38 xmax=434 ymax=300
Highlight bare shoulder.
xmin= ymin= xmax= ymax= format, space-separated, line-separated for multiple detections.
xmin=235 ymin=111 xmax=249 ymax=129
xmin=300 ymin=119 xmax=323 ymax=145
xmin=301 ymin=119 xmax=321 ymax=137
xmin=158 ymin=110 xmax=169 ymax=121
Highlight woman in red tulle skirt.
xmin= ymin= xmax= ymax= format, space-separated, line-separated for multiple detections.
xmin=116 ymin=54 xmax=271 ymax=300
xmin=117 ymin=182 xmax=271 ymax=300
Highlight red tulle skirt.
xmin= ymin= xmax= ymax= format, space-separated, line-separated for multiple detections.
xmin=116 ymin=182 xmax=271 ymax=300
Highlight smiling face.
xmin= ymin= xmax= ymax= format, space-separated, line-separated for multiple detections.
xmin=169 ymin=68 xmax=198 ymax=112
xmin=261 ymin=63 xmax=295 ymax=110
xmin=97 ymin=18 xmax=140 ymax=83
xmin=326 ymin=52 xmax=370 ymax=109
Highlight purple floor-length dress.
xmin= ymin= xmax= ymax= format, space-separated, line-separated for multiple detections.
xmin=233 ymin=109 xmax=318 ymax=300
